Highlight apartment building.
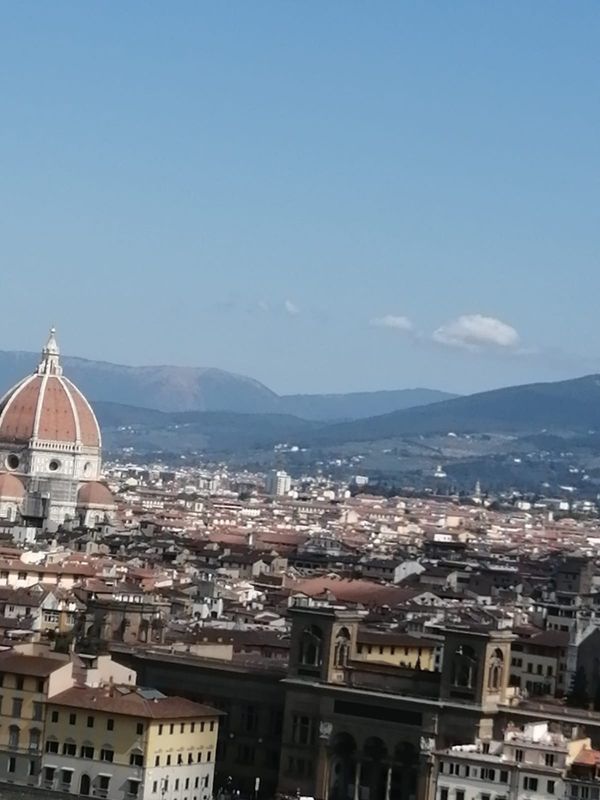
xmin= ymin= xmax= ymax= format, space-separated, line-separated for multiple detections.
xmin=42 ymin=684 xmax=220 ymax=800
xmin=432 ymin=722 xmax=590 ymax=800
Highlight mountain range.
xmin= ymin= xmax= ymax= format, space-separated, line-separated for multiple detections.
xmin=92 ymin=373 xmax=600 ymax=455
xmin=309 ymin=374 xmax=600 ymax=444
xmin=0 ymin=350 xmax=454 ymax=420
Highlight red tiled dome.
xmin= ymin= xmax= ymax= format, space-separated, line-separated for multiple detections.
xmin=0 ymin=330 xmax=100 ymax=449
xmin=0 ymin=473 xmax=26 ymax=499
xmin=77 ymin=481 xmax=115 ymax=507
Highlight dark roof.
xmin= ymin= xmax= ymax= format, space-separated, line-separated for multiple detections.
xmin=50 ymin=685 xmax=222 ymax=720
xmin=0 ymin=651 xmax=69 ymax=677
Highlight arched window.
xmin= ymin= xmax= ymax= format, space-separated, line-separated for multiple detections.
xmin=451 ymin=644 xmax=477 ymax=688
xmin=488 ymin=648 xmax=504 ymax=691
xmin=8 ymin=725 xmax=20 ymax=749
xmin=299 ymin=625 xmax=323 ymax=668
xmin=333 ymin=627 xmax=351 ymax=668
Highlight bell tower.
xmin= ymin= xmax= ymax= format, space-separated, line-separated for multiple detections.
xmin=439 ymin=626 xmax=514 ymax=710
xmin=288 ymin=600 xmax=364 ymax=683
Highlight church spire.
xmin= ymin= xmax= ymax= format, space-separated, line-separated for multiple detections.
xmin=38 ymin=327 xmax=63 ymax=376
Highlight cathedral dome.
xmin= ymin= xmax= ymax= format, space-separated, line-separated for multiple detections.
xmin=0 ymin=473 xmax=26 ymax=499
xmin=0 ymin=330 xmax=100 ymax=450
xmin=77 ymin=481 xmax=115 ymax=507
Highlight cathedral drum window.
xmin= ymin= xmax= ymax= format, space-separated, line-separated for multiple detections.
xmin=6 ymin=454 xmax=19 ymax=471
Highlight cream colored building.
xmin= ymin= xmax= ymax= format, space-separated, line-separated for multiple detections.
xmin=42 ymin=684 xmax=220 ymax=800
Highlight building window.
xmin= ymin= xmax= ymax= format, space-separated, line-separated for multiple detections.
xmin=166 ymin=755 xmax=171 ymax=766
xmin=8 ymin=726 xmax=19 ymax=749
xmin=210 ymin=721 xmax=215 ymax=732
xmin=547 ymin=780 xmax=556 ymax=795
xmin=80 ymin=745 xmax=94 ymax=759
xmin=191 ymin=722 xmax=195 ymax=733
xmin=107 ymin=718 xmax=114 ymax=731
xmin=524 ymin=777 xmax=538 ymax=791
xmin=299 ymin=625 xmax=323 ymax=668
xmin=515 ymin=748 xmax=524 ymax=762
xmin=63 ymin=742 xmax=76 ymax=756
xmin=98 ymin=775 xmax=110 ymax=792
xmin=100 ymin=748 xmax=114 ymax=762
xmin=158 ymin=724 xmax=163 ymax=735
xmin=44 ymin=766 xmax=55 ymax=786
xmin=69 ymin=713 xmax=76 ymax=725
xmin=16 ymin=676 xmax=24 ymax=691
xmin=12 ymin=698 xmax=22 ymax=718
xmin=36 ymin=678 xmax=45 ymax=693
xmin=29 ymin=760 xmax=38 ymax=776
xmin=155 ymin=756 xmax=160 ymax=767
xmin=456 ymin=792 xmax=465 ymax=800
xmin=292 ymin=715 xmax=314 ymax=745
xmin=333 ymin=627 xmax=351 ymax=668
xmin=130 ymin=751 xmax=143 ymax=767
xmin=8 ymin=757 xmax=15 ymax=774
xmin=128 ymin=780 xmax=140 ymax=798
xmin=481 ymin=768 xmax=495 ymax=781
xmin=46 ymin=740 xmax=59 ymax=754
xmin=451 ymin=644 xmax=477 ymax=689
xmin=136 ymin=722 xmax=144 ymax=735
xmin=33 ymin=702 xmax=43 ymax=722
xmin=87 ymin=716 xmax=94 ymax=728
xmin=545 ymin=753 xmax=555 ymax=767
xmin=61 ymin=770 xmax=73 ymax=787
xmin=51 ymin=710 xmax=59 ymax=723
xmin=500 ymin=770 xmax=509 ymax=782
xmin=188 ymin=753 xmax=193 ymax=765
xmin=170 ymin=724 xmax=174 ymax=734
xmin=207 ymin=751 xmax=212 ymax=762
xmin=237 ymin=744 xmax=256 ymax=765
xmin=29 ymin=728 xmax=41 ymax=751
xmin=181 ymin=723 xmax=185 ymax=733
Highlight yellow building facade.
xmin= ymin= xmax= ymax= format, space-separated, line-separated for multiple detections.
xmin=355 ymin=632 xmax=438 ymax=671
xmin=42 ymin=684 xmax=220 ymax=800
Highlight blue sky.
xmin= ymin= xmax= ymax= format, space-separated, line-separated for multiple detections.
xmin=0 ymin=3 xmax=598 ymax=395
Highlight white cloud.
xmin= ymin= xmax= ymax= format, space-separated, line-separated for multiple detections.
xmin=370 ymin=314 xmax=413 ymax=332
xmin=433 ymin=314 xmax=520 ymax=351
xmin=284 ymin=300 xmax=300 ymax=316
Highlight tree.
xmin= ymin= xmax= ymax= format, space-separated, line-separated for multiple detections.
xmin=567 ymin=666 xmax=589 ymax=708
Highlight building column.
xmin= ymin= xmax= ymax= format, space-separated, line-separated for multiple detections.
xmin=385 ymin=765 xmax=392 ymax=800
xmin=353 ymin=761 xmax=362 ymax=800
xmin=315 ymin=745 xmax=330 ymax=800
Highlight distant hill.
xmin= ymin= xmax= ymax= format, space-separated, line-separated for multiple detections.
xmin=0 ymin=350 xmax=453 ymax=420
xmin=92 ymin=402 xmax=320 ymax=452
xmin=308 ymin=374 xmax=600 ymax=444
xmin=279 ymin=388 xmax=455 ymax=420
xmin=91 ymin=374 xmax=600 ymax=457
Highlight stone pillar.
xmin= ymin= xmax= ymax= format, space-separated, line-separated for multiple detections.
xmin=315 ymin=745 xmax=330 ymax=800
xmin=385 ymin=765 xmax=392 ymax=800
xmin=353 ymin=761 xmax=362 ymax=800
